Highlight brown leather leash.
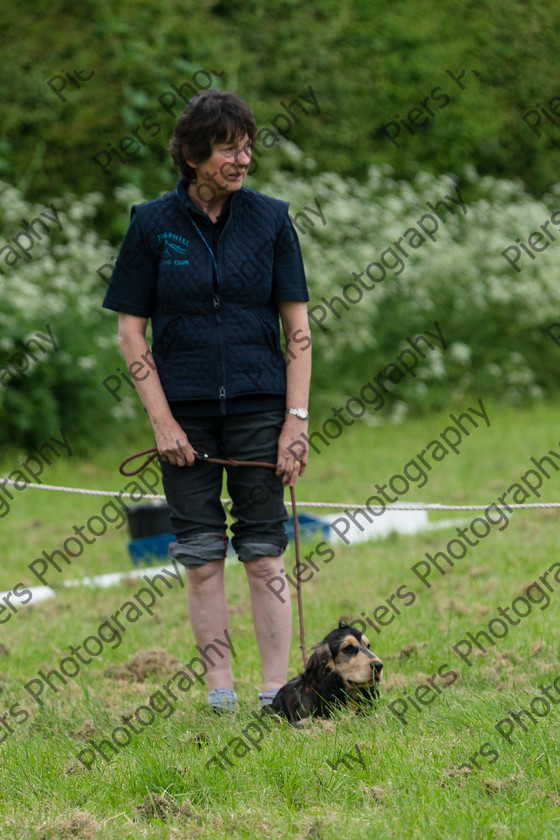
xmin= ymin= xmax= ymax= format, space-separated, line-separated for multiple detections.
xmin=119 ymin=447 xmax=308 ymax=666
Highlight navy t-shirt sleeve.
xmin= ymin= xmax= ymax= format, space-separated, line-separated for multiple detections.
xmin=102 ymin=208 xmax=158 ymax=317
xmin=271 ymin=215 xmax=309 ymax=303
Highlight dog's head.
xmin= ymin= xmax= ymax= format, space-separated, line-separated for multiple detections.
xmin=306 ymin=620 xmax=383 ymax=698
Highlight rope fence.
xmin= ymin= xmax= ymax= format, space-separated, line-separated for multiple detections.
xmin=2 ymin=478 xmax=560 ymax=511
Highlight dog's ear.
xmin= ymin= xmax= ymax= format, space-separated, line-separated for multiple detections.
xmin=305 ymin=642 xmax=334 ymax=680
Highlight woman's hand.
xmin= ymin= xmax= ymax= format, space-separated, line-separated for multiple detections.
xmin=153 ymin=419 xmax=197 ymax=467
xmin=276 ymin=415 xmax=308 ymax=487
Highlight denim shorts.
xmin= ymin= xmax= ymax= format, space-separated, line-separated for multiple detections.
xmin=159 ymin=410 xmax=288 ymax=569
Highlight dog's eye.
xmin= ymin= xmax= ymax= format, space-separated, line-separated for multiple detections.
xmin=343 ymin=645 xmax=356 ymax=654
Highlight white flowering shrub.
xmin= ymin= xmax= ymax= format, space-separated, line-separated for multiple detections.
xmin=2 ymin=162 xmax=560 ymax=452
xmin=259 ymin=159 xmax=560 ymax=419
xmin=0 ymin=183 xmax=145 ymax=452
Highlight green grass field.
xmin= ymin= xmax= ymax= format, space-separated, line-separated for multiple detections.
xmin=1 ymin=397 xmax=560 ymax=839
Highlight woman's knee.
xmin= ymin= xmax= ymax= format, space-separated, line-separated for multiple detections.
xmin=186 ymin=558 xmax=225 ymax=588
xmin=244 ymin=553 xmax=285 ymax=583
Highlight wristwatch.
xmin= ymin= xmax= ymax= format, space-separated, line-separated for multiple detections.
xmin=286 ymin=408 xmax=309 ymax=420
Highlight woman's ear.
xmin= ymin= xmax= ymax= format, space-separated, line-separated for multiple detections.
xmin=182 ymin=145 xmax=197 ymax=170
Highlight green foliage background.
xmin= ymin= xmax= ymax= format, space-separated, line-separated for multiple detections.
xmin=3 ymin=0 xmax=560 ymax=201
xmin=1 ymin=0 xmax=560 ymax=451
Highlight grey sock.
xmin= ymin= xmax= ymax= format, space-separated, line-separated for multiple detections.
xmin=208 ymin=688 xmax=237 ymax=712
xmin=259 ymin=689 xmax=279 ymax=707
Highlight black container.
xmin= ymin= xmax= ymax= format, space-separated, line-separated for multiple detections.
xmin=127 ymin=503 xmax=173 ymax=540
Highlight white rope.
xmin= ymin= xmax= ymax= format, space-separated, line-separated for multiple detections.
xmin=1 ymin=478 xmax=560 ymax=510
xmin=0 ymin=479 xmax=167 ymax=501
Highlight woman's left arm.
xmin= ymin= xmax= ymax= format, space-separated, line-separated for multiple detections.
xmin=276 ymin=300 xmax=312 ymax=487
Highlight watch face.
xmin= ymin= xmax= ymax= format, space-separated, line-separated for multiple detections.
xmin=288 ymin=409 xmax=308 ymax=419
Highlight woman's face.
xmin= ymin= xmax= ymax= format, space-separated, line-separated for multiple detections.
xmin=186 ymin=134 xmax=252 ymax=203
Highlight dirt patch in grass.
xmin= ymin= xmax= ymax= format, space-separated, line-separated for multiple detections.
xmin=104 ymin=648 xmax=182 ymax=682
xmin=483 ymin=774 xmax=522 ymax=795
xmin=69 ymin=720 xmax=100 ymax=740
xmin=397 ymin=642 xmax=428 ymax=660
xmin=360 ymin=783 xmax=386 ymax=803
xmin=36 ymin=809 xmax=99 ymax=839
xmin=136 ymin=793 xmax=195 ymax=822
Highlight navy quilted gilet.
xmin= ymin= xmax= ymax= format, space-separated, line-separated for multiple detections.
xmin=132 ymin=181 xmax=290 ymax=406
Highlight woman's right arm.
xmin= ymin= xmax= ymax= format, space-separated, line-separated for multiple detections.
xmin=117 ymin=312 xmax=196 ymax=466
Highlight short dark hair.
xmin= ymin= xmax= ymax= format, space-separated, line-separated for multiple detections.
xmin=169 ymin=90 xmax=257 ymax=182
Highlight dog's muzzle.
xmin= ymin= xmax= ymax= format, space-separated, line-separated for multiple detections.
xmin=371 ymin=659 xmax=383 ymax=681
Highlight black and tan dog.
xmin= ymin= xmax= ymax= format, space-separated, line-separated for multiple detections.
xmin=272 ymin=621 xmax=383 ymax=724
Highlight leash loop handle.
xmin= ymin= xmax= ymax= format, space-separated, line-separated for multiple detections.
xmin=119 ymin=447 xmax=160 ymax=476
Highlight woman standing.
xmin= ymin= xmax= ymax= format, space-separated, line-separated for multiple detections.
xmin=103 ymin=90 xmax=311 ymax=713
